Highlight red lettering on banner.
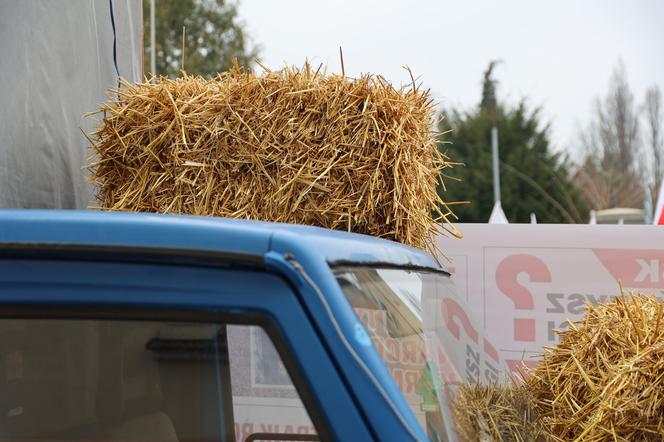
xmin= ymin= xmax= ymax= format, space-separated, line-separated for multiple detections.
xmin=386 ymin=339 xmax=400 ymax=363
xmin=355 ymin=308 xmax=388 ymax=336
xmin=297 ymin=425 xmax=311 ymax=434
xmin=496 ymin=254 xmax=551 ymax=342
xmin=506 ymin=359 xmax=538 ymax=373
xmin=240 ymin=423 xmax=254 ymax=441
xmin=404 ymin=370 xmax=418 ymax=394
xmin=261 ymin=424 xmax=278 ymax=433
xmin=593 ymin=249 xmax=664 ymax=289
xmin=441 ymin=298 xmax=479 ymax=343
xmin=437 ymin=347 xmax=462 ymax=384
xmin=483 ymin=339 xmax=499 ymax=362
xmin=390 ymin=368 xmax=422 ymax=394
xmin=514 ymin=318 xmax=536 ymax=341
xmin=370 ymin=335 xmax=427 ymax=365
xmin=402 ymin=340 xmax=417 ymax=364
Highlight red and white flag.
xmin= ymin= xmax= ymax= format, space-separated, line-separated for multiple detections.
xmin=655 ymin=180 xmax=664 ymax=225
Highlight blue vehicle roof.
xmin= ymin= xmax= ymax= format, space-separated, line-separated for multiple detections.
xmin=0 ymin=210 xmax=441 ymax=440
xmin=0 ymin=210 xmax=443 ymax=271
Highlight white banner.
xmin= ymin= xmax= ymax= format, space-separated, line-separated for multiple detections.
xmin=437 ymin=224 xmax=664 ymax=373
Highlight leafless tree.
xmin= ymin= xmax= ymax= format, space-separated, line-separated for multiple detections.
xmin=598 ymin=62 xmax=640 ymax=174
xmin=577 ymin=61 xmax=642 ymax=209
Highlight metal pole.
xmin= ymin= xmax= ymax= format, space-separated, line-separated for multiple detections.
xmin=150 ymin=0 xmax=156 ymax=79
xmin=491 ymin=126 xmax=501 ymax=203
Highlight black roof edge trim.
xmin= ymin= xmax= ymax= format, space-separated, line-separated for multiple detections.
xmin=0 ymin=243 xmax=264 ymax=270
xmin=327 ymin=259 xmax=450 ymax=277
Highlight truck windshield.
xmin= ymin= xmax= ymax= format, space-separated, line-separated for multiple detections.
xmin=334 ymin=266 xmax=501 ymax=442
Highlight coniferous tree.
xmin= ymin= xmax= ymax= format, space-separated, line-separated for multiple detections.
xmin=439 ymin=64 xmax=587 ymax=223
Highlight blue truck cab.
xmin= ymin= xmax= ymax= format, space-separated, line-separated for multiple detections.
xmin=0 ymin=210 xmax=477 ymax=442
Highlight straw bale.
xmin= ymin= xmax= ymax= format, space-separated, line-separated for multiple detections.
xmin=451 ymin=382 xmax=548 ymax=442
xmin=525 ymin=294 xmax=664 ymax=441
xmin=88 ymin=64 xmax=460 ymax=255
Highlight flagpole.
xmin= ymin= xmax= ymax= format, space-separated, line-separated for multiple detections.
xmin=150 ymin=0 xmax=156 ymax=79
xmin=492 ymin=125 xmax=500 ymax=204
xmin=490 ymin=64 xmax=501 ymax=205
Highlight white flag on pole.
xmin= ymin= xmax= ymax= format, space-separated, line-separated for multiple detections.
xmin=589 ymin=210 xmax=597 ymax=225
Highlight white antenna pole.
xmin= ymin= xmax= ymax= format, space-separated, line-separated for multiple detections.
xmin=492 ymin=126 xmax=501 ymax=203
xmin=150 ymin=0 xmax=156 ymax=79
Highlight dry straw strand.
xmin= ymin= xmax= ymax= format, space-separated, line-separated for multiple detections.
xmin=451 ymin=381 xmax=549 ymax=442
xmin=88 ymin=63 xmax=460 ymax=255
xmin=525 ymin=293 xmax=664 ymax=441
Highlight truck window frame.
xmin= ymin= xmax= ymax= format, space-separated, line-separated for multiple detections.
xmin=0 ymin=258 xmax=365 ymax=442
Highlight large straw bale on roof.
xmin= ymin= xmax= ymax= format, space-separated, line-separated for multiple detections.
xmin=88 ymin=64 xmax=459 ymax=254
xmin=525 ymin=293 xmax=664 ymax=441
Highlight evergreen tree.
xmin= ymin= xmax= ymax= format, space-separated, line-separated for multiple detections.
xmin=439 ymin=66 xmax=587 ymax=223
xmin=480 ymin=60 xmax=500 ymax=115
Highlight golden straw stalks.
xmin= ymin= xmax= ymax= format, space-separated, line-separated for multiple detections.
xmin=88 ymin=62 xmax=461 ymax=256
xmin=525 ymin=293 xmax=664 ymax=441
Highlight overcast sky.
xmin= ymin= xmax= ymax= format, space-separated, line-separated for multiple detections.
xmin=238 ymin=0 xmax=664 ymax=159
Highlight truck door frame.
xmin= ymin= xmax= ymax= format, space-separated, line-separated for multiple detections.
xmin=0 ymin=258 xmax=375 ymax=442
